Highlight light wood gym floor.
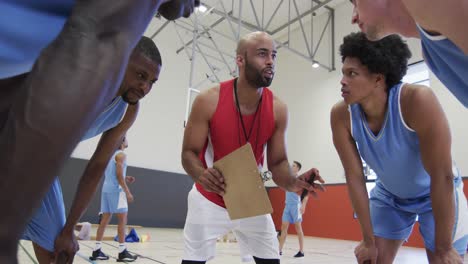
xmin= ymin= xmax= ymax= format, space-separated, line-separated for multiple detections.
xmin=18 ymin=227 xmax=467 ymax=264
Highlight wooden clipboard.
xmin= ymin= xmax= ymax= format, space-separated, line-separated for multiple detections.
xmin=213 ymin=143 xmax=273 ymax=220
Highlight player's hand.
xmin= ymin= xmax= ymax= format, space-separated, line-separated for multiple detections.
xmin=196 ymin=168 xmax=225 ymax=195
xmin=354 ymin=240 xmax=378 ymax=264
xmin=433 ymin=247 xmax=463 ymax=264
xmin=54 ymin=228 xmax=79 ymax=264
xmin=295 ymin=168 xmax=325 ymax=197
xmin=300 ymin=205 xmax=305 ymax=214
xmin=126 ymin=192 xmax=134 ymax=203
xmin=126 ymin=176 xmax=136 ymax=184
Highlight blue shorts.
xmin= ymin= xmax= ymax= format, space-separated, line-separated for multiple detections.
xmin=370 ymin=177 xmax=468 ymax=254
xmin=22 ymin=178 xmax=65 ymax=252
xmin=100 ymin=191 xmax=128 ymax=214
xmin=282 ymin=203 xmax=302 ymax=223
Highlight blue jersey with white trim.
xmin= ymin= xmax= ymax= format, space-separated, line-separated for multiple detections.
xmin=349 ymin=83 xmax=431 ymax=198
xmin=418 ymin=25 xmax=468 ymax=107
xmin=102 ymin=150 xmax=127 ymax=193
xmin=285 ymin=191 xmax=300 ymax=205
xmin=82 ymin=97 xmax=128 ymax=141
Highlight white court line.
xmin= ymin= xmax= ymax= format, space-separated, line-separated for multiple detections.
xmin=18 ymin=241 xmax=38 ymax=264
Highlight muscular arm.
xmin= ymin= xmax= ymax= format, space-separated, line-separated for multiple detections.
xmin=402 ymin=85 xmax=455 ymax=254
xmin=331 ymin=102 xmax=374 ymax=245
xmin=266 ymin=98 xmax=296 ymax=191
xmin=62 ymin=104 xmax=139 ymax=233
xmin=181 ymin=87 xmax=225 ymax=194
xmin=181 ymin=91 xmax=211 ymax=182
xmin=402 ymin=0 xmax=468 ymax=54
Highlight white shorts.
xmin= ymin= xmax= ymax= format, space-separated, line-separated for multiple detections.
xmin=183 ymin=185 xmax=280 ymax=262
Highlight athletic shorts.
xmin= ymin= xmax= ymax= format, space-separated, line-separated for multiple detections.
xmin=100 ymin=191 xmax=128 ymax=214
xmin=22 ymin=178 xmax=65 ymax=252
xmin=370 ymin=176 xmax=468 ymax=254
xmin=282 ymin=203 xmax=302 ymax=223
xmin=183 ymin=185 xmax=280 ymax=262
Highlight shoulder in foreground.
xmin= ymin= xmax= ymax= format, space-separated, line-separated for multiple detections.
xmin=196 ymin=84 xmax=220 ymax=103
xmin=115 ymin=151 xmax=127 ymax=161
xmin=330 ymin=100 xmax=351 ymax=132
xmin=272 ymin=94 xmax=288 ymax=113
xmin=190 ymin=84 xmax=221 ymax=119
xmin=400 ymin=83 xmax=436 ymax=106
xmin=331 ymin=100 xmax=348 ymax=117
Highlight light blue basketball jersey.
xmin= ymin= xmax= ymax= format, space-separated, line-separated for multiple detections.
xmin=22 ymin=96 xmax=127 ymax=251
xmin=102 ymin=150 xmax=127 ymax=193
xmin=349 ymin=83 xmax=431 ymax=199
xmin=283 ymin=190 xmax=302 ymax=223
xmin=418 ymin=25 xmax=468 ymax=108
xmin=0 ymin=0 xmax=74 ymax=78
xmin=82 ymin=97 xmax=128 ymax=140
xmin=285 ymin=191 xmax=300 ymax=205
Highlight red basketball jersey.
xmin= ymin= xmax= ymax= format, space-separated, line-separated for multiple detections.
xmin=196 ymin=78 xmax=275 ymax=207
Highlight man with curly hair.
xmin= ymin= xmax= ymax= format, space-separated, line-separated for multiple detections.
xmin=348 ymin=0 xmax=468 ymax=108
xmin=331 ymin=32 xmax=468 ymax=264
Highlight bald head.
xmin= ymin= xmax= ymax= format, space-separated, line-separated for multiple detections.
xmin=235 ymin=31 xmax=277 ymax=88
xmin=236 ymin=31 xmax=275 ymax=55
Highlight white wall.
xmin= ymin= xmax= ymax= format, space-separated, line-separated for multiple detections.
xmin=72 ymin=1 xmax=467 ymax=181
xmin=429 ymin=73 xmax=468 ymax=174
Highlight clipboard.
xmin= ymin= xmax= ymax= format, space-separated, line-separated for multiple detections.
xmin=213 ymin=143 xmax=273 ymax=220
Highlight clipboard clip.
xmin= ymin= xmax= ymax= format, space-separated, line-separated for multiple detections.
xmin=261 ymin=171 xmax=272 ymax=182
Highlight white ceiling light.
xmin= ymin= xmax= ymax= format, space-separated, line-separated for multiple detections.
xmin=312 ymin=61 xmax=320 ymax=68
xmin=196 ymin=4 xmax=208 ymax=13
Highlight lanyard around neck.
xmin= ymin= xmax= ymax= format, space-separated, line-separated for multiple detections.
xmin=234 ymin=78 xmax=262 ymax=143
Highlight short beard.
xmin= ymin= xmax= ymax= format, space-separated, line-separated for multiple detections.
xmin=244 ymin=58 xmax=273 ymax=88
xmin=122 ymin=91 xmax=138 ymax=105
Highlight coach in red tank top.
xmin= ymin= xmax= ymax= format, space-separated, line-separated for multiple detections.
xmin=180 ymin=31 xmax=324 ymax=264
xmin=195 ymin=78 xmax=275 ymax=208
